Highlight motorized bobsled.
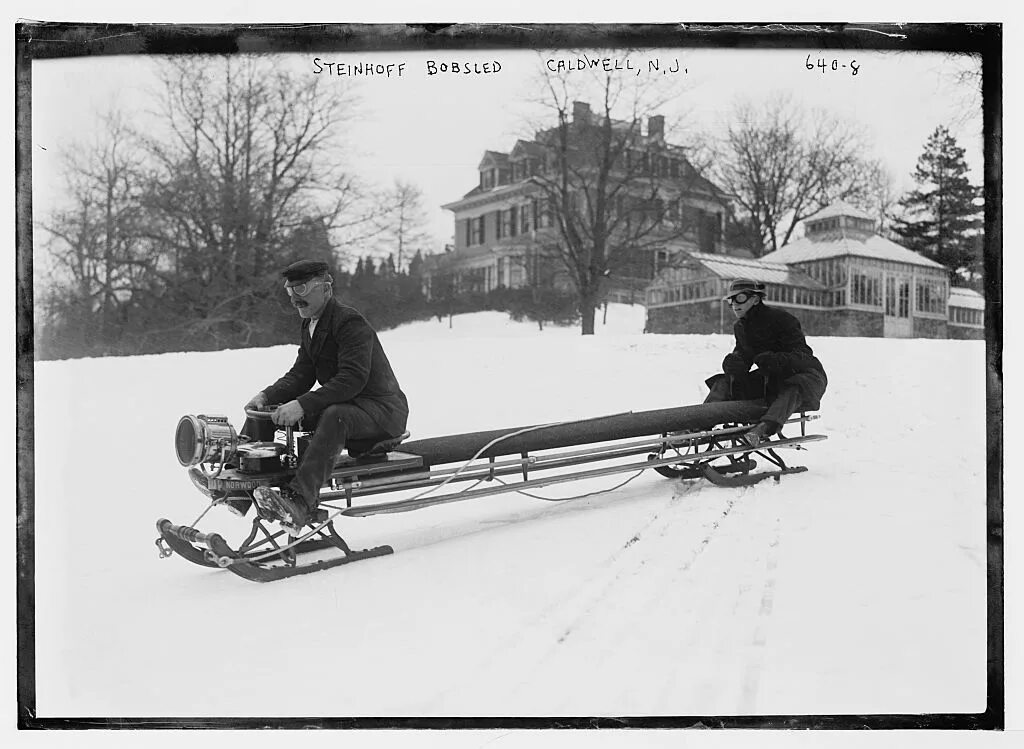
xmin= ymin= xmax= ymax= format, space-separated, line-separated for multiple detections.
xmin=156 ymin=401 xmax=826 ymax=582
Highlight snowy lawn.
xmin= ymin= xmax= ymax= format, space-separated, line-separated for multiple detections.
xmin=31 ymin=304 xmax=988 ymax=719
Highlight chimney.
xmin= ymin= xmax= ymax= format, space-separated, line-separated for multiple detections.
xmin=572 ymin=101 xmax=592 ymax=123
xmin=648 ymin=115 xmax=665 ymax=140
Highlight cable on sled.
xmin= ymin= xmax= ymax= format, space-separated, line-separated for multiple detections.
xmin=157 ymin=402 xmax=826 ymax=582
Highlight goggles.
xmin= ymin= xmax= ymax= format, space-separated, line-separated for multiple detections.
xmin=284 ymin=279 xmax=329 ymax=297
xmin=726 ymin=292 xmax=754 ymax=305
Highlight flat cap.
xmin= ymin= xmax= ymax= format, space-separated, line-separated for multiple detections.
xmin=722 ymin=278 xmax=766 ymax=301
xmin=281 ymin=260 xmax=330 ymax=283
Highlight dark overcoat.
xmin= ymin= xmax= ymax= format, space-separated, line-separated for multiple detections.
xmin=262 ymin=297 xmax=409 ymax=436
xmin=716 ymin=301 xmax=828 ymax=410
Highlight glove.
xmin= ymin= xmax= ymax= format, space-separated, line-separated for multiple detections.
xmin=754 ymin=352 xmax=788 ymax=373
xmin=722 ymin=353 xmax=749 ymax=376
xmin=272 ymin=399 xmax=305 ymax=427
xmin=244 ymin=391 xmax=268 ymax=411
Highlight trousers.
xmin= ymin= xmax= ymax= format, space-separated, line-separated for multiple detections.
xmin=703 ymin=372 xmax=803 ymax=434
xmin=241 ymin=403 xmax=392 ymax=510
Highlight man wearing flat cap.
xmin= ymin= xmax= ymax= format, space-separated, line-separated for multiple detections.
xmin=707 ymin=278 xmax=828 ymax=446
xmin=243 ymin=259 xmax=410 ymax=532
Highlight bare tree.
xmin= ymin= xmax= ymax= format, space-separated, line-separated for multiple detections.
xmin=938 ymin=53 xmax=983 ymax=131
xmin=138 ymin=55 xmax=377 ymax=325
xmin=37 ymin=110 xmax=155 ymax=354
xmin=706 ymin=94 xmax=880 ymax=254
xmin=38 ymin=55 xmax=383 ymax=356
xmin=372 ymin=180 xmax=434 ymax=272
xmin=529 ymin=50 xmax=723 ymax=334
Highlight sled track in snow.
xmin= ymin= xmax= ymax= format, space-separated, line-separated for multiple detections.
xmin=737 ymin=514 xmax=783 ymax=713
xmin=416 ymin=480 xmax=752 ymax=712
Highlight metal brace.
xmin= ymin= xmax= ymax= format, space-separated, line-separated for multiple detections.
xmin=155 ymin=537 xmax=173 ymax=558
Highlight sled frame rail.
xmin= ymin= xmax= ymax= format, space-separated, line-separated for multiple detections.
xmin=332 ymin=431 xmax=826 ymax=518
xmin=320 ymin=415 xmax=821 ymax=504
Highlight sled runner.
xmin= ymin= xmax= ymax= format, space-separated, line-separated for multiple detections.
xmin=157 ymin=401 xmax=826 ymax=582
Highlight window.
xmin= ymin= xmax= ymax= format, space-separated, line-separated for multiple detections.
xmin=472 ymin=216 xmax=485 ymax=245
xmin=916 ymin=279 xmax=946 ymax=315
xmin=499 ymin=208 xmax=518 ymax=239
xmin=667 ymin=199 xmax=680 ymax=222
xmin=651 ymin=198 xmax=665 ymax=223
xmin=520 ymin=202 xmax=532 ymax=234
xmin=851 ymin=271 xmax=881 ymax=307
xmin=951 ymin=307 xmax=982 ymax=325
xmin=699 ymin=211 xmax=721 ymax=253
xmin=823 ymin=259 xmax=846 ymax=287
xmin=538 ymin=197 xmax=555 ymax=228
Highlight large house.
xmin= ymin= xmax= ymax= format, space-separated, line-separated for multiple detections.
xmin=424 ymin=104 xmax=984 ymax=340
xmin=423 ymin=101 xmax=732 ymax=303
xmin=645 ymin=201 xmax=984 ymax=339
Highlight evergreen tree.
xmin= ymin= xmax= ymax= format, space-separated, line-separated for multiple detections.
xmin=362 ymin=256 xmax=377 ymax=281
xmin=892 ymin=126 xmax=982 ymax=284
xmin=381 ymin=253 xmax=397 ymax=279
xmin=407 ymin=249 xmax=424 ymax=281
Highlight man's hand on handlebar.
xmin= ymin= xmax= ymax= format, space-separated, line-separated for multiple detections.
xmin=272 ymin=400 xmax=305 ymax=427
xmin=244 ymin=392 xmax=268 ymax=411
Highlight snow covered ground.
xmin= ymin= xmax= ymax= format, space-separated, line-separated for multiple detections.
xmin=30 ymin=303 xmax=991 ymax=723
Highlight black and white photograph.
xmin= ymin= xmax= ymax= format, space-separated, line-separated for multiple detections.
xmin=15 ymin=13 xmax=1006 ymax=736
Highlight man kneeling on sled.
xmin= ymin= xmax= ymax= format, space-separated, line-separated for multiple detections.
xmin=706 ymin=278 xmax=828 ymax=447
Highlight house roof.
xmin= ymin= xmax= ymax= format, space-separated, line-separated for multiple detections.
xmin=948 ymin=287 xmax=985 ymax=310
xmin=478 ymin=150 xmax=510 ymax=169
xmin=806 ymin=200 xmax=875 ymax=222
xmin=510 ymin=140 xmax=546 ymax=159
xmin=761 ymin=232 xmax=947 ymax=270
xmin=444 ymin=180 xmax=538 ymax=211
xmin=674 ymin=252 xmax=827 ymax=290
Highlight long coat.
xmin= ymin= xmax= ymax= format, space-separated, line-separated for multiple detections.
xmin=718 ymin=301 xmax=828 ymax=411
xmin=261 ymin=297 xmax=409 ymax=436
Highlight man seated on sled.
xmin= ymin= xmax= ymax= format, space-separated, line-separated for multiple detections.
xmin=706 ymin=278 xmax=828 ymax=447
xmin=238 ymin=259 xmax=410 ymax=533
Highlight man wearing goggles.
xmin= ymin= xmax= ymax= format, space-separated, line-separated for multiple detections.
xmin=705 ymin=278 xmax=828 ymax=446
xmin=238 ymin=259 xmax=409 ymax=532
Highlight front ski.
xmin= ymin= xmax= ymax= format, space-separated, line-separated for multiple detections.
xmin=156 ymin=518 xmax=393 ymax=583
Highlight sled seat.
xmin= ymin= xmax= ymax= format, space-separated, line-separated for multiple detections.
xmin=346 ymin=430 xmax=411 ymax=461
xmin=328 ymin=432 xmax=422 ymax=476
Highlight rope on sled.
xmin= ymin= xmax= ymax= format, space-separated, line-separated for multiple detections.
xmin=240 ymin=421 xmax=579 ymax=562
xmin=493 ymin=468 xmax=647 ymax=502
xmin=216 ymin=416 xmax=664 ymax=563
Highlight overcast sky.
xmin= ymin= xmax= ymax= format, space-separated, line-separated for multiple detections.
xmin=31 ymin=42 xmax=984 ymax=267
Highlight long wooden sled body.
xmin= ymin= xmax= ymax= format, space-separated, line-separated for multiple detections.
xmin=156 ymin=400 xmax=826 ymax=582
